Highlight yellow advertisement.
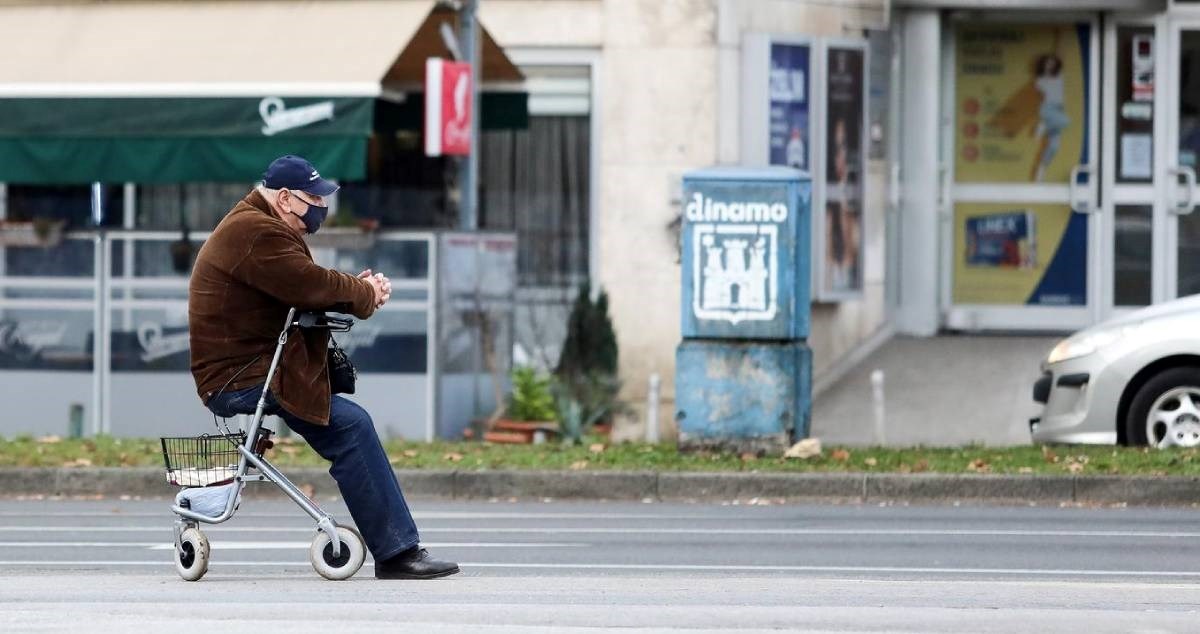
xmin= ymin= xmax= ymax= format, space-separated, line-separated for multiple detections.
xmin=953 ymin=202 xmax=1086 ymax=306
xmin=955 ymin=24 xmax=1089 ymax=183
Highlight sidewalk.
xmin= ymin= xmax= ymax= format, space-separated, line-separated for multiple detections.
xmin=813 ymin=335 xmax=1058 ymax=446
xmin=4 ymin=467 xmax=1200 ymax=507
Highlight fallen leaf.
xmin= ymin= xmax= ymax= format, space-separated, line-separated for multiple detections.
xmin=569 ymin=460 xmax=589 ymax=470
xmin=403 ymin=450 xmax=419 ymax=458
xmin=912 ymin=459 xmax=929 ymax=473
xmin=831 ymin=449 xmax=851 ymax=462
xmin=1018 ymin=467 xmax=1034 ymax=474
xmin=740 ymin=452 xmax=758 ymax=462
xmin=61 ymin=458 xmax=91 ymax=468
xmin=443 ymin=452 xmax=464 ymax=462
xmin=1042 ymin=446 xmax=1058 ymax=463
xmin=37 ymin=436 xmax=62 ymax=444
xmin=967 ymin=458 xmax=990 ymax=473
xmin=1068 ymin=462 xmax=1085 ymax=474
xmin=864 ymin=457 xmax=878 ymax=467
xmin=588 ymin=443 xmax=606 ymax=454
xmin=784 ymin=438 xmax=822 ymax=460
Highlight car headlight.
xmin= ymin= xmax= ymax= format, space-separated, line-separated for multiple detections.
xmin=1047 ymin=323 xmax=1142 ymax=365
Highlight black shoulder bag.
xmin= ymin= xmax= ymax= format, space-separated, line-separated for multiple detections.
xmin=327 ymin=336 xmax=357 ymax=395
xmin=297 ymin=310 xmax=357 ymax=395
xmin=326 ymin=333 xmax=352 ymax=393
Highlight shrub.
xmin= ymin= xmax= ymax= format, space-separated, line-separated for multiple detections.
xmin=553 ymin=282 xmax=625 ymax=443
xmin=506 ymin=366 xmax=557 ymax=422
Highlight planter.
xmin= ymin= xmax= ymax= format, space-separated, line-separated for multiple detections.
xmin=0 ymin=220 xmax=65 ymax=247
xmin=489 ymin=419 xmax=560 ymax=444
xmin=482 ymin=430 xmax=532 ymax=444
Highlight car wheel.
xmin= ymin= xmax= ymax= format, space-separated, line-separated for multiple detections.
xmin=1126 ymin=367 xmax=1200 ymax=448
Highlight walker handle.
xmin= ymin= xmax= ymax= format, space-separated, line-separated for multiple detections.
xmin=293 ymin=310 xmax=353 ymax=332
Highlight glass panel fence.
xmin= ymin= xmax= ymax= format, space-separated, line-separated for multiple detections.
xmin=0 ymin=231 xmax=437 ymax=438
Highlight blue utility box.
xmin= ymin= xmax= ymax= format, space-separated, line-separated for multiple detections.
xmin=676 ymin=167 xmax=813 ymax=452
xmin=676 ymin=340 xmax=812 ymax=449
xmin=680 ymin=167 xmax=811 ymax=341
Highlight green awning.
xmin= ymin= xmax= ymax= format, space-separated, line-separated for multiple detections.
xmin=0 ymin=97 xmax=373 ymax=184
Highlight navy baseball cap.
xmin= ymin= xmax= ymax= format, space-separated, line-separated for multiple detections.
xmin=262 ymin=155 xmax=339 ymax=196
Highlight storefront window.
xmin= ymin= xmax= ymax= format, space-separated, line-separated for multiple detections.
xmin=1117 ymin=27 xmax=1155 ymax=183
xmin=1114 ymin=205 xmax=1152 ymax=306
xmin=3 ymin=185 xmax=120 ymax=283
xmin=136 ymin=183 xmax=254 ymax=231
xmin=5 ymin=184 xmax=124 ymax=229
xmin=479 ymin=115 xmax=590 ymax=288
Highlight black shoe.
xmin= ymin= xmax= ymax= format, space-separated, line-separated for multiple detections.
xmin=375 ymin=547 xmax=460 ymax=580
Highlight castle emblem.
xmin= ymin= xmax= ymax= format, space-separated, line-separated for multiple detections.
xmin=692 ymin=224 xmax=778 ymax=324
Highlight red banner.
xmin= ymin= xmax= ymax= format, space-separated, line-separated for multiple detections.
xmin=424 ymin=58 xmax=472 ymax=156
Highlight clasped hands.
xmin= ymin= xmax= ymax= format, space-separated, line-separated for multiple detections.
xmin=358 ymin=269 xmax=392 ymax=308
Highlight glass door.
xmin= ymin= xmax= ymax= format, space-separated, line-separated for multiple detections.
xmin=1167 ymin=20 xmax=1200 ymax=301
xmin=942 ymin=14 xmax=1101 ymax=331
xmin=1099 ymin=16 xmax=1166 ymax=320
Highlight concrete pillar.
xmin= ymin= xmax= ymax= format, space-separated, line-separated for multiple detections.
xmin=894 ymin=9 xmax=941 ymax=337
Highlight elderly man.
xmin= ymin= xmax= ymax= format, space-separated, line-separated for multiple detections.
xmin=188 ymin=155 xmax=458 ymax=580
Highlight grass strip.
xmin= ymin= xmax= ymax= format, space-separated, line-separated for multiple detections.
xmin=3 ymin=434 xmax=1200 ymax=476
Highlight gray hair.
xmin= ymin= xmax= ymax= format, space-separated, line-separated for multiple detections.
xmin=255 ymin=183 xmax=279 ymax=201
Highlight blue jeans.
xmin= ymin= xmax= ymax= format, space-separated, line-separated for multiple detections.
xmin=206 ymin=385 xmax=420 ymax=561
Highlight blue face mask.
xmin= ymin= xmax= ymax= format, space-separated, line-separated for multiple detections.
xmin=289 ymin=193 xmax=328 ymax=234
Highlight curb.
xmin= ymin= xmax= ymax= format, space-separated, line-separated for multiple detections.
xmin=3 ymin=467 xmax=1200 ymax=506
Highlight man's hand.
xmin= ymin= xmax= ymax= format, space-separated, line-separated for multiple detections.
xmin=360 ymin=269 xmax=391 ymax=308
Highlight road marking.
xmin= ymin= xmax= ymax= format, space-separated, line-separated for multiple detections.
xmin=0 ymin=541 xmax=586 ymax=550
xmin=0 ymin=542 xmax=160 ymax=548
xmin=5 ymin=526 xmax=1200 ymax=538
xmin=0 ymin=511 xmax=706 ymax=520
xmin=144 ymin=541 xmax=586 ymax=550
xmin=1 ymin=560 xmax=1200 ymax=578
xmin=459 ymin=563 xmax=1200 ymax=577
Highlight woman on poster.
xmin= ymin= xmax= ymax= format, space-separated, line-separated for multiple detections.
xmin=987 ymin=27 xmax=1071 ymax=182
xmin=826 ymin=117 xmax=860 ymax=291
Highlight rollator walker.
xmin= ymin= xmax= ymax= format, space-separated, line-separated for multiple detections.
xmin=160 ymin=308 xmax=364 ymax=581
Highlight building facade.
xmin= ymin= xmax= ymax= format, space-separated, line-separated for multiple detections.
xmin=481 ymin=0 xmax=893 ymax=435
xmin=5 ymin=0 xmax=1192 ymax=441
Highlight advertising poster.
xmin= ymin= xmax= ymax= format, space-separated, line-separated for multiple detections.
xmin=955 ymin=24 xmax=1089 ymax=183
xmin=823 ymin=45 xmax=865 ymax=296
xmin=954 ymin=202 xmax=1086 ymax=306
xmin=965 ymin=210 xmax=1037 ymax=269
xmin=769 ymin=43 xmax=810 ymax=169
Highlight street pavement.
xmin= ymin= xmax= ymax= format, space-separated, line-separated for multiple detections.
xmin=1 ymin=497 xmax=1200 ymax=632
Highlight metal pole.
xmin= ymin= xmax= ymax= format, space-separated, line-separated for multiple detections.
xmin=870 ymin=369 xmax=886 ymax=446
xmin=90 ymin=183 xmax=104 ymax=436
xmin=646 ymin=373 xmax=661 ymax=443
xmin=458 ymin=0 xmax=480 ymax=230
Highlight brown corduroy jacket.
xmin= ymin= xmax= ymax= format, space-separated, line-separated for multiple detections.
xmin=188 ymin=189 xmax=377 ymax=425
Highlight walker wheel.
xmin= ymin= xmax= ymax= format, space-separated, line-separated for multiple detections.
xmin=310 ymin=525 xmax=365 ymax=580
xmin=175 ymin=527 xmax=210 ymax=581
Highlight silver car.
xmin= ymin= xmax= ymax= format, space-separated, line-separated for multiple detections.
xmin=1032 ymin=294 xmax=1200 ymax=448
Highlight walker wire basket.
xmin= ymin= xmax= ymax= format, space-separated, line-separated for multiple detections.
xmin=160 ymin=430 xmax=272 ymax=488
